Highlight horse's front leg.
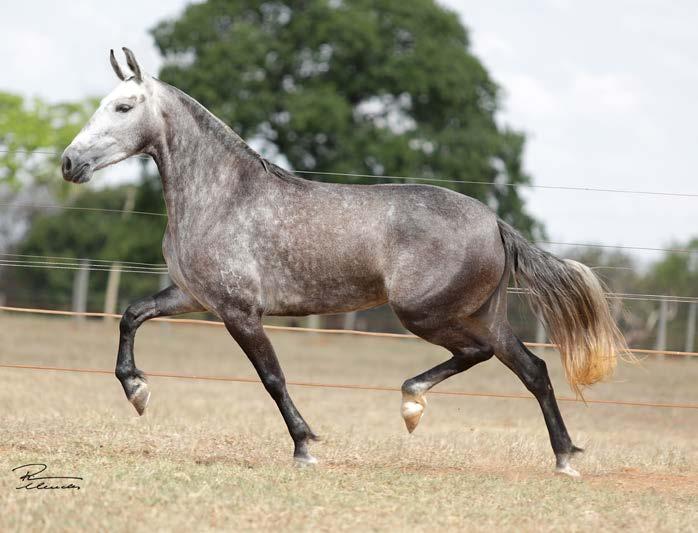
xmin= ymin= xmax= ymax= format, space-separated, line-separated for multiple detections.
xmin=116 ymin=284 xmax=204 ymax=415
xmin=222 ymin=310 xmax=318 ymax=465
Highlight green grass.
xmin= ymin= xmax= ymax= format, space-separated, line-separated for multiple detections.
xmin=0 ymin=314 xmax=696 ymax=532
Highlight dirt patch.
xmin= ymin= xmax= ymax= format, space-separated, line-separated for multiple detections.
xmin=586 ymin=467 xmax=698 ymax=495
xmin=324 ymin=459 xmax=696 ymax=495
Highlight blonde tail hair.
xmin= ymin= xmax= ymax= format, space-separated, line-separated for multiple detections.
xmin=498 ymin=220 xmax=629 ymax=396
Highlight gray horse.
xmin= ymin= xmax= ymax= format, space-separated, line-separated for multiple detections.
xmin=61 ymin=49 xmax=626 ymax=477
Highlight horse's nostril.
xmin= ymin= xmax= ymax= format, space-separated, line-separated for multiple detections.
xmin=63 ymin=156 xmax=72 ymax=172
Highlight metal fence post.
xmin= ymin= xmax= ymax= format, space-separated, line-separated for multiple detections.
xmin=103 ymin=262 xmax=121 ymax=320
xmin=343 ymin=311 xmax=357 ymax=330
xmin=103 ymin=188 xmax=136 ymax=321
xmin=655 ymin=299 xmax=668 ymax=353
xmin=686 ymin=302 xmax=696 ymax=353
xmin=72 ymin=259 xmax=89 ymax=322
xmin=536 ymin=319 xmax=547 ymax=345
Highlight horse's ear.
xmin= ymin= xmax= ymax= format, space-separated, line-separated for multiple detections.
xmin=110 ymin=49 xmax=126 ymax=81
xmin=122 ymin=47 xmax=142 ymax=82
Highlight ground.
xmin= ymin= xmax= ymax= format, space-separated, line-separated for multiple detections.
xmin=0 ymin=313 xmax=696 ymax=532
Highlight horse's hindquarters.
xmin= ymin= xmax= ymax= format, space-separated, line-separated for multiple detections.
xmin=385 ymin=203 xmax=505 ymax=325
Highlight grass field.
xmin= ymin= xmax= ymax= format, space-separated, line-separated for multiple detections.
xmin=1 ymin=313 xmax=696 ymax=532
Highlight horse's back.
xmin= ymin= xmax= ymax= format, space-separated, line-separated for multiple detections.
xmin=285 ymin=180 xmax=506 ymax=318
xmin=254 ymin=180 xmax=506 ymax=318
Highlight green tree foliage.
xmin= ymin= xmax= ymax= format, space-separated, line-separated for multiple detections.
xmin=6 ymin=176 xmax=167 ymax=311
xmin=0 ymin=91 xmax=96 ymax=194
xmin=640 ymin=239 xmax=698 ymax=350
xmin=643 ymin=239 xmax=698 ymax=296
xmin=152 ymin=0 xmax=543 ymax=237
xmin=564 ymin=243 xmax=698 ymax=351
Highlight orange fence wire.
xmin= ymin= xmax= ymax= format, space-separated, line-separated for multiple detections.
xmin=0 ymin=305 xmax=697 ymax=410
xmin=0 ymin=362 xmax=696 ymax=410
xmin=1 ymin=305 xmax=697 ymax=357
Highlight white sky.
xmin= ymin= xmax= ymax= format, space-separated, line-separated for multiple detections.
xmin=2 ymin=0 xmax=696 ymax=262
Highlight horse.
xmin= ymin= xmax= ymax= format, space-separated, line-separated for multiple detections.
xmin=61 ymin=48 xmax=627 ymax=477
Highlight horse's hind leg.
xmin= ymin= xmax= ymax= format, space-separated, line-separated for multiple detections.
xmin=493 ymin=332 xmax=583 ymax=477
xmin=401 ymin=343 xmax=494 ymax=432
xmin=221 ymin=310 xmax=318 ymax=465
xmin=116 ymin=285 xmax=204 ymax=415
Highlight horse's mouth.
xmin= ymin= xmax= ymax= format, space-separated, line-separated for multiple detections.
xmin=64 ymin=163 xmax=93 ymax=184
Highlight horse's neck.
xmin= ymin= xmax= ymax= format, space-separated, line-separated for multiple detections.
xmin=150 ymin=83 xmax=262 ymax=220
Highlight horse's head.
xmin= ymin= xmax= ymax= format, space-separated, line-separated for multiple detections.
xmin=61 ymin=48 xmax=159 ymax=183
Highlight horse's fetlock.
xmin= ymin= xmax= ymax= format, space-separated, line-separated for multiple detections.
xmin=115 ymin=365 xmax=131 ymax=381
xmin=401 ymin=379 xmax=424 ymax=397
xmin=401 ymin=379 xmax=415 ymax=395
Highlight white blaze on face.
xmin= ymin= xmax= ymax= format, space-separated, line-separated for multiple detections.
xmin=66 ymin=78 xmax=153 ymax=173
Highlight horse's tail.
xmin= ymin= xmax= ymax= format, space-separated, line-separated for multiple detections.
xmin=497 ymin=219 xmax=628 ymax=396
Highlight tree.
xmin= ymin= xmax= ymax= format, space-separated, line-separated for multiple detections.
xmin=0 ymin=92 xmax=97 ymax=250
xmin=152 ymin=0 xmax=543 ymax=237
xmin=6 ymin=175 xmax=167 ymax=311
xmin=641 ymin=239 xmax=698 ymax=351
xmin=0 ymin=91 xmax=96 ymax=193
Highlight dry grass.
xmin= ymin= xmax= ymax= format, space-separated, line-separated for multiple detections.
xmin=0 ymin=313 xmax=696 ymax=532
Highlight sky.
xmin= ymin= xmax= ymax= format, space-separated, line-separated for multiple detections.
xmin=2 ymin=0 xmax=697 ymax=263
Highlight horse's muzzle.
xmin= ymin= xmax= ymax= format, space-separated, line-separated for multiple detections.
xmin=61 ymin=153 xmax=92 ymax=183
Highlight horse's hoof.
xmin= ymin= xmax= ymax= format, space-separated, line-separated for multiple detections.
xmin=125 ymin=376 xmax=150 ymax=416
xmin=401 ymin=394 xmax=427 ymax=433
xmin=555 ymin=452 xmax=582 ymax=478
xmin=555 ymin=464 xmax=581 ymax=478
xmin=294 ymin=454 xmax=318 ymax=468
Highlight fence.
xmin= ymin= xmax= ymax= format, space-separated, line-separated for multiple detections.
xmin=0 ymin=149 xmax=697 ymax=401
xmin=0 ymin=304 xmax=696 ymax=411
xmin=2 ymin=251 xmax=696 ymax=352
xmin=1 ymin=158 xmax=698 ymax=351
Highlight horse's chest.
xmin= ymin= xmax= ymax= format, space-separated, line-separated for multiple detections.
xmin=162 ymin=232 xmax=186 ymax=286
xmin=162 ymin=228 xmax=262 ymax=308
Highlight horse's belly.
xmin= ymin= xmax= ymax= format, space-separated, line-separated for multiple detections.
xmin=261 ymin=269 xmax=388 ymax=316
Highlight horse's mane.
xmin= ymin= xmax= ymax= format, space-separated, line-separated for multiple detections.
xmin=157 ymin=79 xmax=306 ymax=186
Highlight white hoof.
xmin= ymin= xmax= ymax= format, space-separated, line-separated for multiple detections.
xmin=127 ymin=378 xmax=150 ymax=416
xmin=401 ymin=394 xmax=427 ymax=433
xmin=555 ymin=463 xmax=581 ymax=478
xmin=294 ymin=455 xmax=318 ymax=468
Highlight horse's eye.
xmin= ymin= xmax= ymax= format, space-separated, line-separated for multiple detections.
xmin=116 ymin=104 xmax=133 ymax=113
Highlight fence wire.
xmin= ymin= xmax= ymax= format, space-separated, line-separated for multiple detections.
xmin=0 ymin=362 xmax=695 ymax=410
xmin=4 ymin=147 xmax=698 ymax=199
xmin=2 ymin=255 xmax=696 ymax=304
xmin=0 ymin=304 xmax=696 ymax=357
